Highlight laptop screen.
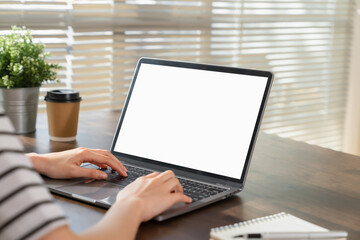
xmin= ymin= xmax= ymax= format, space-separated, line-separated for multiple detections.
xmin=113 ymin=59 xmax=270 ymax=180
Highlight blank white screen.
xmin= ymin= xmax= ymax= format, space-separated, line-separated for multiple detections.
xmin=114 ymin=63 xmax=268 ymax=179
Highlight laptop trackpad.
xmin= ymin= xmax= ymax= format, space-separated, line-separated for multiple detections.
xmin=56 ymin=180 xmax=120 ymax=201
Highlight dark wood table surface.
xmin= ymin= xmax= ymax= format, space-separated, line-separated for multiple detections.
xmin=19 ymin=110 xmax=360 ymax=240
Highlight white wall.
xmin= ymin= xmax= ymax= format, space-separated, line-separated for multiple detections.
xmin=344 ymin=3 xmax=360 ymax=155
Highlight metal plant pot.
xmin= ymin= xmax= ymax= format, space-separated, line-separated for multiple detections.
xmin=0 ymin=87 xmax=40 ymax=134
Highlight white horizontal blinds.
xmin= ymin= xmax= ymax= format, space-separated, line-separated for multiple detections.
xmin=0 ymin=0 xmax=354 ymax=151
xmin=231 ymin=1 xmax=353 ymax=151
xmin=213 ymin=0 xmax=353 ymax=151
xmin=111 ymin=0 xmax=353 ymax=151
xmin=71 ymin=0 xmax=114 ymax=110
xmin=70 ymin=27 xmax=113 ymax=110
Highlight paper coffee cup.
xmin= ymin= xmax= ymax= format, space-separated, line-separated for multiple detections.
xmin=45 ymin=90 xmax=82 ymax=142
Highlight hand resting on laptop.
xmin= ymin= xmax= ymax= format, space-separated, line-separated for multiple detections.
xmin=24 ymin=147 xmax=192 ymax=240
xmin=26 ymin=147 xmax=128 ymax=179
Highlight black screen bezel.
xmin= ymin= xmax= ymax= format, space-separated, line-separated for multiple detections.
xmin=110 ymin=57 xmax=273 ymax=186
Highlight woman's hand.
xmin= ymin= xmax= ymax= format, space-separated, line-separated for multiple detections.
xmin=26 ymin=147 xmax=127 ymax=179
xmin=78 ymin=171 xmax=192 ymax=240
xmin=116 ymin=170 xmax=192 ymax=222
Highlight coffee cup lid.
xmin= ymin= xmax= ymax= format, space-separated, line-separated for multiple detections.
xmin=44 ymin=89 xmax=82 ymax=103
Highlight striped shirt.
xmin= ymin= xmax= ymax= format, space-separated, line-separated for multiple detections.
xmin=0 ymin=107 xmax=67 ymax=240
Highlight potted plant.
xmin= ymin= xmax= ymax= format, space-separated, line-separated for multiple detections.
xmin=0 ymin=26 xmax=60 ymax=133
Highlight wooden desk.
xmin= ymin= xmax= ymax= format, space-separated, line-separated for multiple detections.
xmin=19 ymin=110 xmax=360 ymax=240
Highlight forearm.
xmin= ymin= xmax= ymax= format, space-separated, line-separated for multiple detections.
xmin=79 ymin=198 xmax=143 ymax=240
xmin=41 ymin=199 xmax=143 ymax=240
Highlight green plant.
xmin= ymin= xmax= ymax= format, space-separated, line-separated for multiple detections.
xmin=0 ymin=26 xmax=60 ymax=88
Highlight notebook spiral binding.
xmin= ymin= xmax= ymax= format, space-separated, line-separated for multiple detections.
xmin=210 ymin=212 xmax=287 ymax=233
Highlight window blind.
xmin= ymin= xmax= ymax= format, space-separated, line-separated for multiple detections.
xmin=0 ymin=0 xmax=355 ymax=151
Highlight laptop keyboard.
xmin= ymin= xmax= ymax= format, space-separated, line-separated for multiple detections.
xmin=101 ymin=164 xmax=228 ymax=202
xmin=178 ymin=177 xmax=227 ymax=202
xmin=104 ymin=165 xmax=153 ymax=186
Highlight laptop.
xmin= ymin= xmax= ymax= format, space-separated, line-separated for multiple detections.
xmin=44 ymin=58 xmax=273 ymax=221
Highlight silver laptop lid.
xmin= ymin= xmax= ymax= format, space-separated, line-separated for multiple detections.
xmin=111 ymin=58 xmax=273 ymax=187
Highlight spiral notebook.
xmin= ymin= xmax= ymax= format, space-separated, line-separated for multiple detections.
xmin=210 ymin=212 xmax=337 ymax=240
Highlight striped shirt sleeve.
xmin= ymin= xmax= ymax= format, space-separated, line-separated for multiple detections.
xmin=0 ymin=108 xmax=68 ymax=240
